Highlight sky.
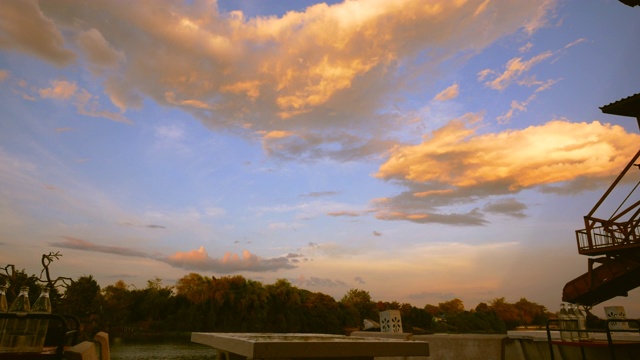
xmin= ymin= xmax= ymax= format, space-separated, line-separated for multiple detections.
xmin=1 ymin=0 xmax=640 ymax=318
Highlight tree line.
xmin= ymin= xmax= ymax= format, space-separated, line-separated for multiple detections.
xmin=2 ymin=269 xmax=558 ymax=340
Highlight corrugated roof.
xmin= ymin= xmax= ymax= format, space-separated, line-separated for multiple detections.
xmin=619 ymin=0 xmax=640 ymax=7
xmin=600 ymin=92 xmax=640 ymax=118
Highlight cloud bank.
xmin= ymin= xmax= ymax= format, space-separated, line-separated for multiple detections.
xmin=50 ymin=236 xmax=298 ymax=273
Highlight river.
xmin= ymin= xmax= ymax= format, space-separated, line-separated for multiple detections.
xmin=110 ymin=341 xmax=217 ymax=360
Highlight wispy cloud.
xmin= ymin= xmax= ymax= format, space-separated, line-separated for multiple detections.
xmin=300 ymin=191 xmax=339 ymax=198
xmin=483 ymin=198 xmax=527 ymax=218
xmin=22 ymin=79 xmax=134 ymax=124
xmin=434 ymin=83 xmax=459 ymax=102
xmin=294 ymin=275 xmax=347 ymax=288
xmin=50 ymin=237 xmax=298 ymax=273
xmin=0 ymin=70 xmax=9 ymax=82
xmin=478 ymin=51 xmax=553 ymax=91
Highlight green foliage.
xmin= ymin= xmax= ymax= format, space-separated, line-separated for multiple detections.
xmin=340 ymin=288 xmax=377 ymax=327
xmin=43 ymin=272 xmax=553 ymax=338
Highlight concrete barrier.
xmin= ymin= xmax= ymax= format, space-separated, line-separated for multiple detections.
xmin=352 ymin=330 xmax=640 ymax=359
xmin=414 ymin=334 xmax=507 ymax=360
xmin=64 ymin=341 xmax=99 ymax=360
xmin=94 ymin=332 xmax=110 ymax=360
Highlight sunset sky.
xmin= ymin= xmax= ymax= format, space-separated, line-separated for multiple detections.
xmin=1 ymin=0 xmax=640 ymax=318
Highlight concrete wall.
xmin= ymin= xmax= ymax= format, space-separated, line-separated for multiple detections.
xmin=414 ymin=334 xmax=506 ymax=360
xmin=351 ymin=330 xmax=640 ymax=360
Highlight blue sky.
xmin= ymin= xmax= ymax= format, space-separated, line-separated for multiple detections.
xmin=1 ymin=0 xmax=640 ymax=317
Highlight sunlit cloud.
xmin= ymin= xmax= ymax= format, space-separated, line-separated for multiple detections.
xmin=166 ymin=246 xmax=298 ymax=272
xmin=31 ymin=80 xmax=133 ymax=124
xmin=479 ymin=51 xmax=553 ymax=91
xmin=50 ymin=237 xmax=298 ymax=273
xmin=0 ymin=0 xmax=556 ymax=160
xmin=0 ymin=70 xmax=9 ymax=82
xmin=373 ymin=115 xmax=640 ymax=225
xmin=522 ymin=0 xmax=557 ymax=36
xmin=564 ymin=37 xmax=587 ymax=49
xmin=0 ymin=0 xmax=76 ymax=66
xmin=38 ymin=80 xmax=77 ymax=100
xmin=433 ymin=83 xmax=459 ymax=101
xmin=76 ymin=28 xmax=125 ymax=69
xmin=327 ymin=211 xmax=360 ymax=217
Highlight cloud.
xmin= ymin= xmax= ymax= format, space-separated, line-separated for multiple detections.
xmin=51 ymin=236 xmax=149 ymax=258
xmin=164 ymin=246 xmax=297 ymax=272
xmin=433 ymin=83 xmax=459 ymax=101
xmin=519 ymin=42 xmax=533 ymax=53
xmin=483 ymin=198 xmax=527 ymax=218
xmin=76 ymin=28 xmax=125 ymax=69
xmin=122 ymin=222 xmax=167 ymax=229
xmin=31 ymin=80 xmax=133 ymax=124
xmin=0 ymin=70 xmax=9 ymax=82
xmin=300 ymin=191 xmax=339 ymax=198
xmin=373 ymin=115 xmax=640 ymax=225
xmin=522 ymin=0 xmax=557 ymax=36
xmin=0 ymin=0 xmax=76 ymax=66
xmin=2 ymin=0 xmax=555 ymax=160
xmin=50 ymin=237 xmax=298 ymax=273
xmin=38 ymin=80 xmax=77 ymax=100
xmin=497 ymin=78 xmax=560 ymax=124
xmin=327 ymin=211 xmax=360 ymax=217
xmin=564 ymin=38 xmax=587 ymax=49
xmin=479 ymin=51 xmax=553 ymax=91
xmin=294 ymin=275 xmax=347 ymax=288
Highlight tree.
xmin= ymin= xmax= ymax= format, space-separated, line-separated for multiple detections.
xmin=489 ymin=297 xmax=520 ymax=330
xmin=340 ymin=288 xmax=377 ymax=327
xmin=175 ymin=273 xmax=211 ymax=305
xmin=514 ymin=298 xmax=548 ymax=327
xmin=439 ymin=298 xmax=465 ymax=315
xmin=60 ymin=275 xmax=103 ymax=318
xmin=265 ymin=279 xmax=303 ymax=332
xmin=424 ymin=304 xmax=440 ymax=316
xmin=101 ymin=280 xmax=133 ymax=332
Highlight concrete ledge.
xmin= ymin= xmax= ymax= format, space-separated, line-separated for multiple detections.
xmin=64 ymin=341 xmax=99 ymax=360
xmin=351 ymin=331 xmax=414 ymax=340
xmin=94 ymin=331 xmax=110 ymax=360
xmin=413 ymin=334 xmax=507 ymax=360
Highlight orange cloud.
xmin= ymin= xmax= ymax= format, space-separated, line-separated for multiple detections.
xmin=0 ymin=0 xmax=76 ymax=65
xmin=376 ymin=116 xmax=639 ymax=191
xmin=166 ymin=247 xmax=298 ymax=272
xmin=479 ymin=51 xmax=553 ymax=91
xmin=434 ymin=83 xmax=459 ymax=101
xmin=38 ymin=80 xmax=77 ymax=100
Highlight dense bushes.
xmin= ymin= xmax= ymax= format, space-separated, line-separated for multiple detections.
xmin=2 ymin=270 xmax=553 ymax=339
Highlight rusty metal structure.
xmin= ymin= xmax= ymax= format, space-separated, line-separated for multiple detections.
xmin=562 ymin=93 xmax=640 ymax=306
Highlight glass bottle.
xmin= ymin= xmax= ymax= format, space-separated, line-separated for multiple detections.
xmin=28 ymin=286 xmax=51 ymax=352
xmin=0 ymin=284 xmax=8 ymax=352
xmin=0 ymin=286 xmax=31 ymax=352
